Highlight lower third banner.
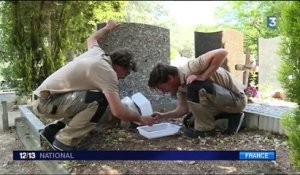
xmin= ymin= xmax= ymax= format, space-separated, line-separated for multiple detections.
xmin=13 ymin=150 xmax=276 ymax=161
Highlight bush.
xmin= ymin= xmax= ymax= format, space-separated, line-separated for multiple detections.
xmin=281 ymin=109 xmax=300 ymax=170
xmin=278 ymin=1 xmax=300 ymax=171
xmin=278 ymin=1 xmax=300 ymax=103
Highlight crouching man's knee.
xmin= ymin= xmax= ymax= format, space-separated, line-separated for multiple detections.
xmin=85 ymin=91 xmax=109 ymax=123
xmin=187 ymin=80 xmax=214 ymax=103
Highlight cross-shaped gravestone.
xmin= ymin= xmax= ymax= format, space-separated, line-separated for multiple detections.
xmin=235 ymin=49 xmax=257 ymax=88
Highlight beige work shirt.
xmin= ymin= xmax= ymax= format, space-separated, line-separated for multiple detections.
xmin=33 ymin=46 xmax=118 ymax=96
xmin=177 ymin=54 xmax=245 ymax=100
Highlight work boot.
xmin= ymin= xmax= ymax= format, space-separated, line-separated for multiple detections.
xmin=183 ymin=112 xmax=194 ymax=128
xmin=215 ymin=112 xmax=245 ymax=135
xmin=40 ymin=121 xmax=66 ymax=144
xmin=52 ymin=138 xmax=92 ymax=151
xmin=226 ymin=112 xmax=245 ymax=134
xmin=52 ymin=139 xmax=78 ymax=151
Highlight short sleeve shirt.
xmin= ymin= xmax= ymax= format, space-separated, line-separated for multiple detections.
xmin=33 ymin=46 xmax=119 ymax=96
xmin=176 ymin=54 xmax=245 ymax=100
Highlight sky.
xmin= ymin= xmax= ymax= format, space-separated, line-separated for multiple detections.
xmin=159 ymin=1 xmax=226 ymax=26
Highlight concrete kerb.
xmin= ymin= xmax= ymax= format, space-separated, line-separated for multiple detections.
xmin=16 ymin=105 xmax=69 ymax=174
xmin=15 ymin=103 xmax=179 ymax=174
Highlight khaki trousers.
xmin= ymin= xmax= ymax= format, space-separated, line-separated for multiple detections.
xmin=188 ymin=83 xmax=247 ymax=131
xmin=32 ymin=91 xmax=108 ymax=146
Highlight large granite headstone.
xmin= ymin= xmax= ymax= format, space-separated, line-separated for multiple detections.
xmin=195 ymin=31 xmax=223 ymax=56
xmin=97 ymin=23 xmax=172 ymax=104
xmin=195 ymin=29 xmax=245 ymax=82
xmin=258 ymin=37 xmax=282 ymax=94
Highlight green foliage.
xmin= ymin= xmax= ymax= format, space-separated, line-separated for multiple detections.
xmin=194 ymin=24 xmax=223 ymax=33
xmin=0 ymin=1 xmax=125 ymax=96
xmin=123 ymin=1 xmax=179 ymax=58
xmin=123 ymin=1 xmax=168 ymax=27
xmin=282 ymin=109 xmax=300 ymax=170
xmin=278 ymin=1 xmax=300 ymax=104
xmin=170 ymin=48 xmax=179 ymax=60
xmin=92 ymin=1 xmax=126 ymax=27
xmin=216 ymin=1 xmax=288 ymax=56
xmin=169 ymin=25 xmax=195 ymax=58
xmin=278 ymin=1 xmax=300 ymax=171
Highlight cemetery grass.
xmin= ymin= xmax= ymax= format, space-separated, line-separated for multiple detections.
xmin=44 ymin=122 xmax=297 ymax=174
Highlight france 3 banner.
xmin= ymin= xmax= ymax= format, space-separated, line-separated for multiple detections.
xmin=13 ymin=150 xmax=275 ymax=161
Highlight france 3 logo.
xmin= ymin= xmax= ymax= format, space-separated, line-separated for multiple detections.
xmin=267 ymin=16 xmax=277 ymax=29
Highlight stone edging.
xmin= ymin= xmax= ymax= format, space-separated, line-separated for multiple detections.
xmin=16 ymin=105 xmax=69 ymax=174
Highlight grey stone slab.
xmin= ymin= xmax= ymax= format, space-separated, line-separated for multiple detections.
xmin=0 ymin=92 xmax=16 ymax=102
xmin=243 ymin=100 xmax=297 ymax=135
xmin=15 ymin=106 xmax=70 ymax=174
xmin=0 ymin=92 xmax=20 ymax=131
xmin=17 ymin=105 xmax=45 ymax=149
xmin=15 ymin=117 xmax=42 ymax=150
xmin=15 ymin=117 xmax=69 ymax=174
xmin=244 ymin=100 xmax=297 ymax=118
xmin=0 ymin=111 xmax=19 ymax=129
xmin=1 ymin=101 xmax=8 ymax=131
xmin=194 ymin=31 xmax=223 ymax=57
xmin=97 ymin=22 xmax=173 ymax=104
xmin=19 ymin=105 xmax=45 ymax=133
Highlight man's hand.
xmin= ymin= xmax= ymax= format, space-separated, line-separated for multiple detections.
xmin=186 ymin=74 xmax=207 ymax=84
xmin=151 ymin=112 xmax=166 ymax=122
xmin=105 ymin=20 xmax=119 ymax=31
xmin=139 ymin=116 xmax=156 ymax=126
xmin=87 ymin=19 xmax=119 ymax=49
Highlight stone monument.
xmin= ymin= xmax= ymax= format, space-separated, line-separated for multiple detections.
xmin=195 ymin=29 xmax=245 ymax=82
xmin=258 ymin=37 xmax=282 ymax=96
xmin=97 ymin=22 xmax=172 ymax=105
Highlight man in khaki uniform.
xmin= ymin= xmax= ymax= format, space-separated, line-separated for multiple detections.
xmin=33 ymin=20 xmax=154 ymax=150
xmin=147 ymin=48 xmax=247 ymax=138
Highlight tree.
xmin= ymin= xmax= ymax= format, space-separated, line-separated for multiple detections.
xmin=194 ymin=24 xmax=224 ymax=33
xmin=0 ymin=1 xmax=125 ymax=96
xmin=123 ymin=1 xmax=186 ymax=59
xmin=215 ymin=1 xmax=289 ymax=56
xmin=278 ymin=1 xmax=300 ymax=103
xmin=277 ymin=1 xmax=300 ymax=170
xmin=170 ymin=25 xmax=195 ymax=58
xmin=123 ymin=1 xmax=169 ymax=28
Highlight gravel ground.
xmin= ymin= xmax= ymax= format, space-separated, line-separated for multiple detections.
xmin=40 ymin=122 xmax=298 ymax=175
xmin=1 ymin=123 xmax=298 ymax=175
xmin=0 ymin=128 xmax=42 ymax=174
xmin=1 ymin=97 xmax=298 ymax=174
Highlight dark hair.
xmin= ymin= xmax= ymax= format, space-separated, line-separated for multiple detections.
xmin=106 ymin=48 xmax=137 ymax=72
xmin=148 ymin=63 xmax=178 ymax=89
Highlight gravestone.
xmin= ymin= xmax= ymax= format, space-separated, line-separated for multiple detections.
xmin=258 ymin=37 xmax=282 ymax=95
xmin=195 ymin=31 xmax=223 ymax=56
xmin=195 ymin=29 xmax=245 ymax=82
xmin=97 ymin=23 xmax=172 ymax=104
xmin=236 ymin=51 xmax=257 ymax=87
